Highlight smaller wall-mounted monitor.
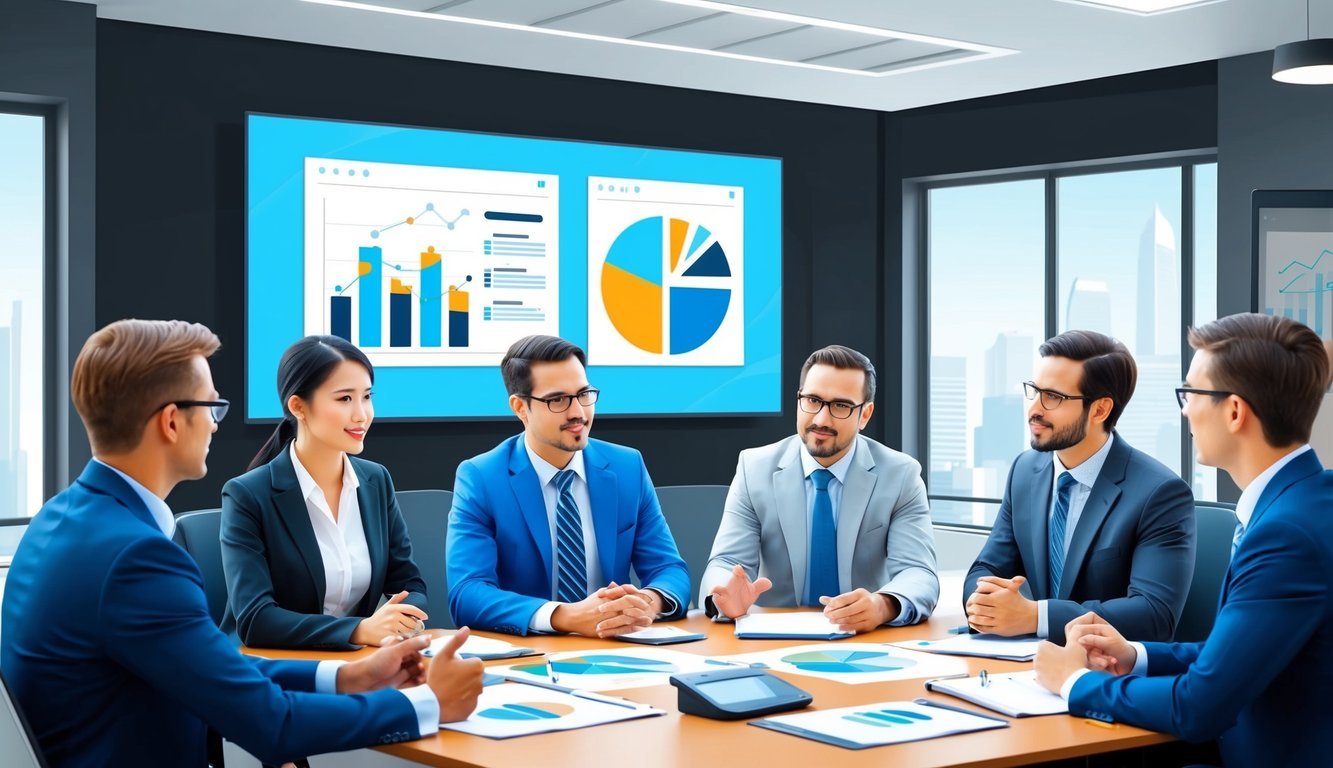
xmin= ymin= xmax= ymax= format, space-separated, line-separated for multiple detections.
xmin=1252 ymin=189 xmax=1333 ymax=343
xmin=246 ymin=113 xmax=783 ymax=421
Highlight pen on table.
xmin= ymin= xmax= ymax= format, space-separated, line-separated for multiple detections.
xmin=926 ymin=673 xmax=970 ymax=682
xmin=571 ymin=690 xmax=641 ymax=710
xmin=947 ymin=625 xmax=971 ymax=635
xmin=979 ymin=669 xmax=990 ymax=688
xmin=705 ymin=659 xmax=769 ymax=669
xmin=546 ymin=657 xmax=560 ymax=685
xmin=1083 ymin=719 xmax=1117 ymax=729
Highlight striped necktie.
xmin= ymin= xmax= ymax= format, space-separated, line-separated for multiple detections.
xmin=553 ymin=469 xmax=586 ymax=604
xmin=1231 ymin=520 xmax=1245 ymax=561
xmin=1048 ymin=471 xmax=1078 ymax=598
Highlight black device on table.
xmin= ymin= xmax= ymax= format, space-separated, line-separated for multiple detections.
xmin=669 ymin=667 xmax=812 ymax=720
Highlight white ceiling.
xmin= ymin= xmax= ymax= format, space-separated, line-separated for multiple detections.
xmin=74 ymin=0 xmax=1322 ymax=111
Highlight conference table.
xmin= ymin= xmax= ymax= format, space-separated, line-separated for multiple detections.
xmin=243 ymin=584 xmax=1172 ymax=768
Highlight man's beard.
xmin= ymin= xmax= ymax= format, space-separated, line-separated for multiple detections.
xmin=1029 ymin=414 xmax=1088 ymax=452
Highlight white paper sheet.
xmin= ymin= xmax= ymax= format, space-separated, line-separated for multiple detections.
xmin=925 ymin=670 xmax=1068 ymax=717
xmin=440 ymin=682 xmax=661 ymax=738
xmin=754 ymin=699 xmax=1006 ymax=747
xmin=893 ymin=633 xmax=1040 ymax=661
xmin=733 ymin=612 xmax=855 ymax=639
xmin=720 ymin=643 xmax=967 ymax=685
xmin=489 ymin=647 xmax=716 ymax=691
xmin=424 ymin=633 xmax=537 ymax=660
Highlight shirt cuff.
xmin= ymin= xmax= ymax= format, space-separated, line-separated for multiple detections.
xmin=398 ymin=684 xmax=441 ymax=736
xmin=1036 ymin=600 xmax=1049 ymax=639
xmin=1129 ymin=642 xmax=1149 ymax=676
xmin=882 ymin=593 xmax=917 ymax=626
xmin=529 ymin=601 xmax=560 ymax=634
xmin=315 ymin=660 xmax=346 ymax=694
xmin=1059 ymin=668 xmax=1090 ymax=701
xmin=643 ymin=587 xmax=678 ymax=619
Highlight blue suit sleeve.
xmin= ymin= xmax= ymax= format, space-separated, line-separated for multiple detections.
xmin=966 ymin=459 xmax=1029 ymax=610
xmin=1046 ymin=474 xmax=1196 ymax=643
xmin=101 ymin=535 xmax=420 ymax=765
xmin=378 ymin=468 xmax=429 ymax=614
xmin=446 ymin=459 xmax=548 ymax=634
xmin=220 ymin=478 xmax=362 ymax=649
xmin=627 ymin=457 xmax=690 ymax=620
xmin=1068 ymin=517 xmax=1325 ymax=742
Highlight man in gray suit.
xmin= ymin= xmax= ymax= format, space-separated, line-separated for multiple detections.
xmin=966 ymin=330 xmax=1196 ymax=644
xmin=702 ymin=345 xmax=938 ymax=632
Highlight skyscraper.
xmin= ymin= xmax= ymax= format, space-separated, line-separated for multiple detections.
xmin=975 ymin=333 xmax=1031 ymax=472
xmin=1065 ymin=278 xmax=1113 ymax=335
xmin=1137 ymin=206 xmax=1180 ymax=356
xmin=930 ymin=355 xmax=968 ymax=492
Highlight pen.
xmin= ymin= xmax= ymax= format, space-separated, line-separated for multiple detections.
xmin=926 ymin=673 xmax=970 ymax=682
xmin=948 ymin=625 xmax=971 ymax=634
xmin=546 ymin=657 xmax=561 ymax=685
xmin=571 ymin=690 xmax=641 ymax=710
xmin=979 ymin=669 xmax=990 ymax=688
xmin=1083 ymin=718 xmax=1117 ymax=729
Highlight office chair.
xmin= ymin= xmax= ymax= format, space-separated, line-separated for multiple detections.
xmin=654 ymin=485 xmax=729 ymax=609
xmin=395 ymin=489 xmax=455 ymax=630
xmin=1174 ymin=501 xmax=1238 ymax=643
xmin=0 ymin=669 xmax=48 ymax=768
xmin=173 ymin=509 xmax=228 ymax=627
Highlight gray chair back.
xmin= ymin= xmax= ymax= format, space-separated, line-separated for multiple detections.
xmin=1175 ymin=502 xmax=1238 ymax=643
xmin=396 ymin=489 xmax=454 ymax=629
xmin=173 ymin=509 xmax=227 ymax=627
xmin=0 ymin=670 xmax=46 ymax=768
xmin=655 ymin=485 xmax=728 ymax=609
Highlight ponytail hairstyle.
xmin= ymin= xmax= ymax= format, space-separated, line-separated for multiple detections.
xmin=248 ymin=335 xmax=375 ymax=471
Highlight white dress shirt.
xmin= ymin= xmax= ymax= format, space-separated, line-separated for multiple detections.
xmin=797 ymin=439 xmax=917 ymax=626
xmin=100 ymin=458 xmax=440 ymax=734
xmin=289 ymin=443 xmax=373 ymax=618
xmin=1058 ymin=444 xmax=1313 ymax=702
xmin=1038 ymin=433 xmax=1116 ymax=638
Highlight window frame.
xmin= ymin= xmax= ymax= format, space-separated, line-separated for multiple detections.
xmin=911 ymin=151 xmax=1217 ymax=531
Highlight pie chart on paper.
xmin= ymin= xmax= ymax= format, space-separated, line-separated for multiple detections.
xmin=478 ymin=702 xmax=576 ymax=721
xmin=780 ymin=650 xmax=919 ymax=674
xmin=513 ymin=654 xmax=679 ymax=677
xmin=600 ymin=216 xmax=732 ymax=355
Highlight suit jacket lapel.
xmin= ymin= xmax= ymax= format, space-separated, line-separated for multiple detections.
xmin=269 ymin=454 xmax=328 ymax=605
xmin=583 ymin=442 xmax=618 ymax=585
xmin=1024 ymin=457 xmax=1055 ymax=599
xmin=774 ymin=440 xmax=808 ymax=602
xmin=1220 ymin=449 xmax=1324 ymax=603
xmin=836 ymin=438 xmax=877 ymax=594
xmin=1059 ymin=437 xmax=1126 ymax=600
xmin=352 ymin=461 xmax=385 ymax=596
xmin=508 ymin=437 xmax=553 ymax=591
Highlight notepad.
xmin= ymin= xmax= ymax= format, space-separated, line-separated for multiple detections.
xmin=752 ymin=698 xmax=1007 ymax=749
xmin=924 ymin=670 xmax=1068 ymax=717
xmin=734 ymin=612 xmax=855 ymax=640
xmin=615 ymin=626 xmax=706 ymax=645
xmin=424 ymin=633 xmax=540 ymax=661
xmin=894 ymin=633 xmax=1040 ymax=662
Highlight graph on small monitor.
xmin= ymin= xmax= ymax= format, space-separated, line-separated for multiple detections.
xmin=1254 ymin=191 xmax=1333 ymax=343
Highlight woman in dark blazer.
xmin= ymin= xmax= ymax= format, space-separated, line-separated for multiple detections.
xmin=220 ymin=336 xmax=428 ymax=649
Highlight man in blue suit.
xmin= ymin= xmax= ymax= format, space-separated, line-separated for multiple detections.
xmin=447 ymin=335 xmax=690 ymax=636
xmin=966 ymin=330 xmax=1196 ymax=644
xmin=1036 ymin=313 xmax=1333 ymax=766
xmin=1 ymin=319 xmax=483 ymax=766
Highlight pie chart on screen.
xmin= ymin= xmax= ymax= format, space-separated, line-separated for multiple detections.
xmin=600 ymin=216 xmax=732 ymax=355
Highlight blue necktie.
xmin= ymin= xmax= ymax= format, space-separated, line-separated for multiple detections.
xmin=1048 ymin=472 xmax=1078 ymax=598
xmin=553 ymin=469 xmax=586 ymax=604
xmin=1231 ymin=520 xmax=1245 ymax=561
xmin=806 ymin=468 xmax=838 ymax=606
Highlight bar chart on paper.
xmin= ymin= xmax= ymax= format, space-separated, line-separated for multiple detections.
xmin=587 ymin=178 xmax=745 ymax=366
xmin=304 ymin=157 xmax=560 ymax=367
xmin=1262 ymin=232 xmax=1333 ymax=340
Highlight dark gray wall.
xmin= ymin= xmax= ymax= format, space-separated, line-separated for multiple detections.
xmin=0 ymin=0 xmax=97 ymax=494
xmin=94 ymin=20 xmax=884 ymax=512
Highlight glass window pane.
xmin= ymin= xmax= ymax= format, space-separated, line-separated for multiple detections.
xmin=0 ymin=112 xmax=44 ymax=518
xmin=1057 ymin=168 xmax=1183 ymax=477
xmin=1191 ymin=163 xmax=1218 ymax=500
xmin=928 ymin=179 xmax=1045 ymax=526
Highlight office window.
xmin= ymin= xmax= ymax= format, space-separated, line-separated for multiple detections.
xmin=0 ymin=112 xmax=45 ymax=519
xmin=923 ymin=159 xmax=1218 ymax=527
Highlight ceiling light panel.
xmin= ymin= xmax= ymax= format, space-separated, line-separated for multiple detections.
xmin=1052 ymin=0 xmax=1223 ymax=14
xmin=337 ymin=0 xmax=1015 ymax=76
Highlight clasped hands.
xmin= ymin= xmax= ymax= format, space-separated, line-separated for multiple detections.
xmin=965 ymin=575 xmax=1039 ymax=636
xmin=709 ymin=564 xmax=900 ymax=633
xmin=551 ymin=581 xmax=663 ymax=637
xmin=1034 ymin=612 xmax=1139 ymax=693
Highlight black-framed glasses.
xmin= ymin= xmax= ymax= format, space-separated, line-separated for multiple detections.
xmin=1022 ymin=382 xmax=1095 ymax=411
xmin=1175 ymin=387 xmax=1235 ymax=409
xmin=796 ymin=393 xmax=868 ymax=420
xmin=524 ymin=388 xmax=599 ymax=413
xmin=157 ymin=399 xmax=230 ymax=423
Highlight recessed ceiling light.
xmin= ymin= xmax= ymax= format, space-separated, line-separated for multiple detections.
xmin=300 ymin=0 xmax=1016 ymax=77
xmin=1052 ymin=0 xmax=1225 ymax=14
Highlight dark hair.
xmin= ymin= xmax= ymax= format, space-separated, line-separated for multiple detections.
xmin=798 ymin=345 xmax=877 ymax=403
xmin=248 ymin=336 xmax=374 ymax=470
xmin=1188 ymin=313 xmax=1331 ymax=447
xmin=500 ymin=335 xmax=587 ymax=397
xmin=1038 ymin=330 xmax=1136 ymax=432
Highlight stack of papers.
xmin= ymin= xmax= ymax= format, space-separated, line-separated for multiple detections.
xmin=734 ymin=612 xmax=854 ymax=640
xmin=925 ymin=670 xmax=1068 ymax=717
xmin=425 ymin=633 xmax=539 ymax=660
xmin=752 ymin=699 xmax=1007 ymax=749
xmin=893 ymin=633 xmax=1040 ymax=662
xmin=616 ymin=625 xmax=706 ymax=645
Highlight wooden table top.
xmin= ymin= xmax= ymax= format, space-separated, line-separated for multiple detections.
xmin=244 ymin=594 xmax=1171 ymax=767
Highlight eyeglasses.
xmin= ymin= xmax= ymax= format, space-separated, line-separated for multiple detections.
xmin=1174 ymin=387 xmax=1235 ymax=409
xmin=796 ymin=393 xmax=868 ymax=420
xmin=157 ymin=399 xmax=230 ymax=423
xmin=1022 ymin=382 xmax=1095 ymax=411
xmin=524 ymin=388 xmax=599 ymax=413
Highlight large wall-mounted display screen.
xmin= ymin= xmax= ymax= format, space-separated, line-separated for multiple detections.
xmin=246 ymin=114 xmax=782 ymax=420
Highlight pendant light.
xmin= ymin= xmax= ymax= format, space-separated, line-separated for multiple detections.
xmin=1273 ymin=0 xmax=1333 ymax=84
